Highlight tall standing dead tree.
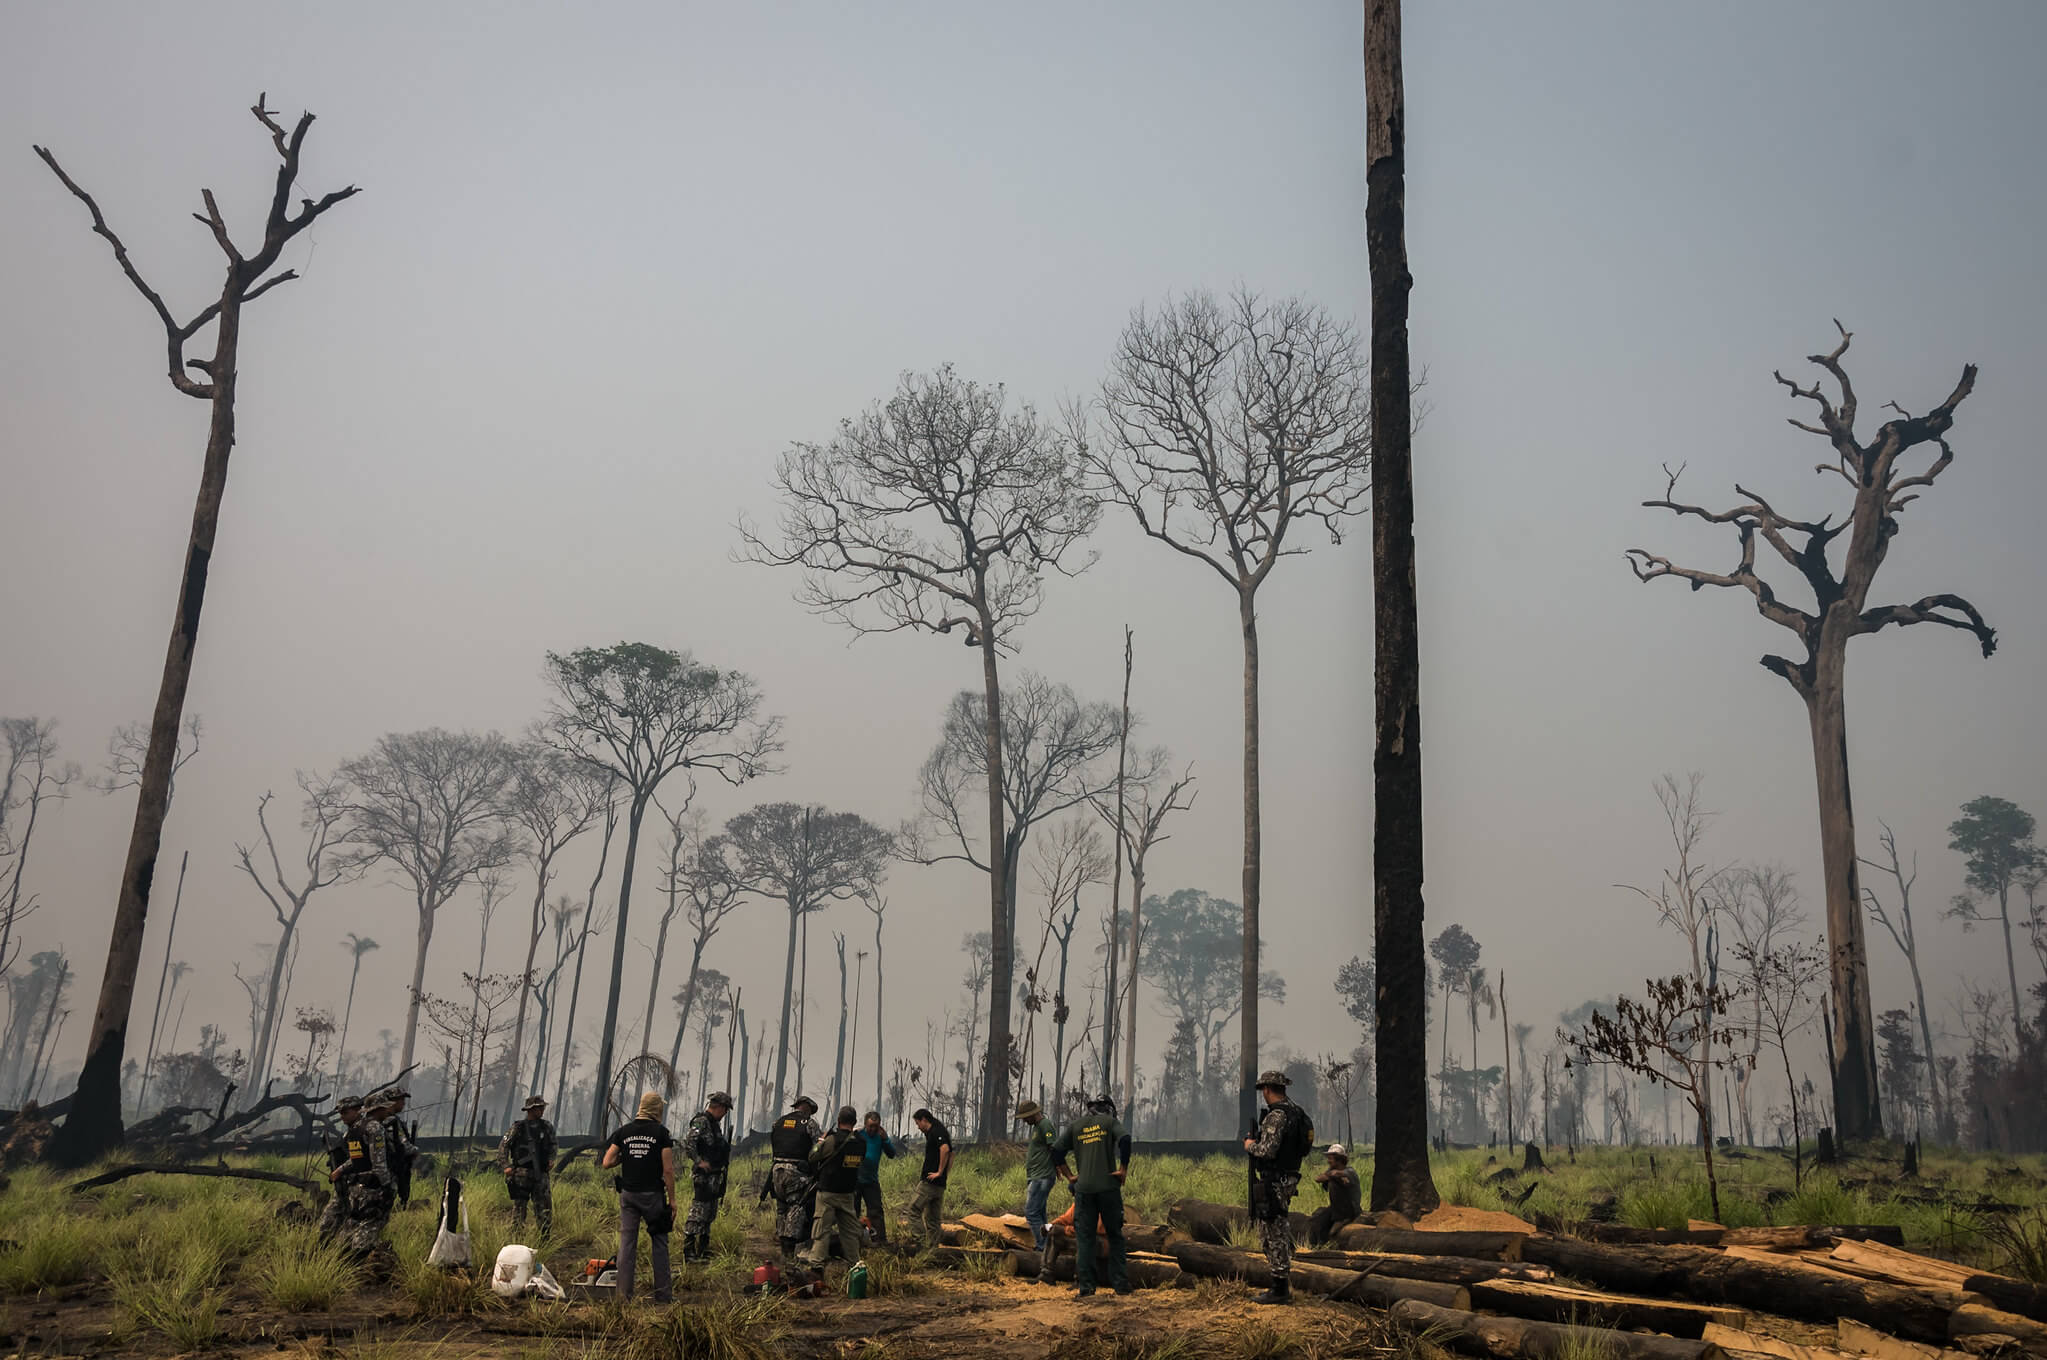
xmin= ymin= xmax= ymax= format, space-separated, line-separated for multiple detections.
xmin=1090 ymin=751 xmax=1194 ymax=1103
xmin=663 ymin=816 xmax=745 ymax=1078
xmin=1626 ymin=325 xmax=1996 ymax=1142
xmin=542 ymin=642 xmax=780 ymax=1137
xmin=1363 ymin=0 xmax=1437 ymax=1219
xmin=37 ymin=99 xmax=357 ymax=1165
xmin=743 ymin=366 xmax=1098 ymax=1138
xmin=1 ymin=719 xmax=79 ymax=1015
xmin=1082 ymin=287 xmax=1372 ymax=1134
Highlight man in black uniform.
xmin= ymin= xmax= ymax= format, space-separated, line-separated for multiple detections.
xmin=803 ymin=1105 xmax=866 ymax=1269
xmin=319 ymin=1094 xmax=395 ymax=1257
xmin=602 ymin=1091 xmax=677 ymax=1303
xmin=679 ymin=1091 xmax=732 ymax=1263
xmin=1243 ymin=1069 xmax=1312 ymax=1305
xmin=767 ymin=1096 xmax=822 ymax=1262
xmin=500 ymin=1095 xmax=558 ymax=1236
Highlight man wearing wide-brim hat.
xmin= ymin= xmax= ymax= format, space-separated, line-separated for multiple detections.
xmin=499 ymin=1095 xmax=558 ymax=1236
xmin=1016 ymin=1100 xmax=1057 ymax=1265
xmin=1242 ymin=1069 xmax=1312 ymax=1305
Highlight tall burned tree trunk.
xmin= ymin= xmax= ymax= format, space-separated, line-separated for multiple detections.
xmin=1365 ymin=0 xmax=1439 ymax=1217
xmin=978 ymin=625 xmax=1014 ymax=1139
xmin=772 ymin=891 xmax=802 ymax=1116
xmin=590 ymin=792 xmax=651 ymax=1136
xmin=38 ymin=101 xmax=355 ymax=1167
xmin=872 ymin=902 xmax=886 ymax=1118
xmin=831 ymin=934 xmax=849 ymax=1114
xmin=1238 ymin=591 xmax=1262 ymax=1135
xmin=1107 ymin=628 xmax=1132 ymax=1095
xmin=1806 ymin=650 xmax=1881 ymax=1141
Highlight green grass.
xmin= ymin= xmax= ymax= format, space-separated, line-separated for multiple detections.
xmin=262 ymin=1226 xmax=369 ymax=1311
xmin=110 ymin=1248 xmax=227 ymax=1349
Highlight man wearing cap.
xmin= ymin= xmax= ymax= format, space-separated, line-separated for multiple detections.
xmin=855 ymin=1111 xmax=898 ymax=1246
xmin=372 ymin=1088 xmax=417 ymax=1207
xmin=1051 ymin=1093 xmax=1131 ymax=1298
xmin=767 ymin=1096 xmax=822 ymax=1262
xmin=679 ymin=1091 xmax=733 ymax=1263
xmin=320 ymin=1095 xmax=395 ymax=1256
xmin=907 ymin=1107 xmax=952 ymax=1249
xmin=1017 ymin=1100 xmax=1057 ymax=1258
xmin=602 ymin=1091 xmax=677 ymax=1303
xmin=499 ymin=1095 xmax=558 ymax=1236
xmin=803 ymin=1105 xmax=866 ymax=1269
xmin=1308 ymin=1143 xmax=1361 ymax=1246
xmin=1243 ymin=1070 xmax=1312 ymax=1304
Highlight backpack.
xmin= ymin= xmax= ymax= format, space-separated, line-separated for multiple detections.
xmin=1277 ymin=1102 xmax=1315 ymax=1170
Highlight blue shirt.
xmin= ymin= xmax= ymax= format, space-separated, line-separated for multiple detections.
xmin=857 ymin=1128 xmax=898 ymax=1185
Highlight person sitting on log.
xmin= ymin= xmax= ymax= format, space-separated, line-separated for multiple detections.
xmin=1308 ymin=1142 xmax=1361 ymax=1247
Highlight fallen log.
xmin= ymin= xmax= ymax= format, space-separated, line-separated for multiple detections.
xmin=1046 ymin=1221 xmax=1176 ymax=1255
xmin=1391 ymin=1298 xmax=1725 ymax=1360
xmin=928 ymin=1246 xmax=1019 ymax=1275
xmin=1589 ymin=1225 xmax=1727 ymax=1246
xmin=1835 ymin=1316 xmax=1974 ymax=1360
xmin=1827 ymin=1241 xmax=1977 ymax=1292
xmin=1293 ymin=1249 xmax=1554 ymax=1285
xmin=1722 ymin=1227 xmax=1907 ymax=1251
xmin=1167 ymin=1197 xmax=1310 ymax=1245
xmin=1006 ymin=1248 xmax=1183 ymax=1289
xmin=1523 ymin=1239 xmax=1956 ymax=1346
xmin=1168 ymin=1240 xmax=1467 ymax=1309
xmin=1726 ymin=1249 xmax=1980 ymax=1308
xmin=1470 ymin=1278 xmax=1745 ymax=1338
xmin=961 ymin=1213 xmax=1036 ymax=1251
xmin=1949 ymin=1305 xmax=2047 ymax=1356
xmin=70 ymin=1163 xmax=321 ymax=1195
xmin=1331 ymin=1222 xmax=1527 ymax=1261
xmin=1962 ymin=1278 xmax=2047 ymax=1326
xmin=1700 ymin=1323 xmax=1847 ymax=1360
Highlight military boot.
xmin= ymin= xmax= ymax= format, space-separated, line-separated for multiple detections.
xmin=1253 ymin=1273 xmax=1292 ymax=1305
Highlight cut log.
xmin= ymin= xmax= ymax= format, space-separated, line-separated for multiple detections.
xmin=1294 ymin=1249 xmax=1555 ymax=1285
xmin=1522 ymin=1239 xmax=1955 ymax=1346
xmin=70 ymin=1163 xmax=321 ymax=1195
xmin=1392 ymin=1298 xmax=1725 ymax=1360
xmin=1963 ymin=1279 xmax=2047 ymax=1326
xmin=1700 ymin=1323 xmax=1845 ymax=1360
xmin=929 ymin=1246 xmax=1019 ymax=1274
xmin=1835 ymin=1316 xmax=1974 ymax=1360
xmin=1721 ymin=1227 xmax=1908 ymax=1251
xmin=1828 ymin=1242 xmax=1977 ymax=1291
xmin=1167 ymin=1197 xmax=1311 ymax=1245
xmin=1331 ymin=1222 xmax=1527 ymax=1261
xmin=1006 ymin=1248 xmax=1183 ymax=1289
xmin=1950 ymin=1305 xmax=2047 ymax=1355
xmin=961 ymin=1213 xmax=1036 ymax=1251
xmin=1472 ymin=1279 xmax=1745 ymax=1338
xmin=1047 ymin=1221 xmax=1175 ymax=1255
xmin=1590 ymin=1225 xmax=1728 ymax=1246
xmin=1168 ymin=1241 xmax=1467 ymax=1309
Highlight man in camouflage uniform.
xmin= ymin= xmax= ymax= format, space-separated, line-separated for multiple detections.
xmin=679 ymin=1091 xmax=732 ymax=1262
xmin=1243 ymin=1069 xmax=1310 ymax=1305
xmin=499 ymin=1095 xmax=558 ymax=1236
xmin=319 ymin=1094 xmax=396 ymax=1257
xmin=766 ymin=1096 xmax=821 ymax=1261
xmin=371 ymin=1088 xmax=417 ymax=1207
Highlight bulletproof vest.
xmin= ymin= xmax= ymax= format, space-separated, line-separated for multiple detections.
xmin=341 ymin=1122 xmax=375 ymax=1178
xmin=698 ymin=1118 xmax=731 ymax=1169
xmin=1271 ymin=1100 xmax=1311 ymax=1174
xmin=384 ymin=1119 xmax=409 ymax=1167
xmin=770 ymin=1114 xmax=812 ymax=1161
xmin=818 ymin=1128 xmax=863 ymax=1193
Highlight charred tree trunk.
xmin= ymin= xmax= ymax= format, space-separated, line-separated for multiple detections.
xmin=977 ymin=625 xmax=1014 ymax=1140
xmin=871 ymin=906 xmax=885 ymax=1118
xmin=830 ymin=934 xmax=849 ymax=1115
xmin=1364 ymin=0 xmax=1438 ymax=1219
xmin=1806 ymin=663 xmax=1881 ymax=1142
xmin=1108 ymin=627 xmax=1132 ymax=1096
xmin=589 ymin=790 xmax=650 ymax=1136
xmin=772 ymin=894 xmax=801 ymax=1117
xmin=1238 ymin=591 xmax=1262 ymax=1134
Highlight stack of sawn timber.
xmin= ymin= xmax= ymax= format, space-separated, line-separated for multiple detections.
xmin=1162 ymin=1198 xmax=2047 ymax=1360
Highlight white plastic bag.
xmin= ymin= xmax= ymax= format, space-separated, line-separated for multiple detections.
xmin=528 ymin=1262 xmax=565 ymax=1301
xmin=492 ymin=1243 xmax=537 ymax=1298
xmin=427 ymin=1178 xmax=471 ymax=1269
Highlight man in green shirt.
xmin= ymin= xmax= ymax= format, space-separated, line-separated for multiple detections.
xmin=1050 ymin=1092 xmax=1131 ymax=1297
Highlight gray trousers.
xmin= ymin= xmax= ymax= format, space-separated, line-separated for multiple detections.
xmin=617 ymin=1189 xmax=672 ymax=1301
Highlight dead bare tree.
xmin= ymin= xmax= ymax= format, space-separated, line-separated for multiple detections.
xmin=1102 ymin=628 xmax=1133 ymax=1095
xmin=36 ymin=96 xmax=356 ymax=1165
xmin=500 ymin=745 xmax=611 ymax=1119
xmin=553 ymin=793 xmax=622 ymax=1112
xmin=1721 ymin=864 xmax=1804 ymax=1146
xmin=663 ymin=816 xmax=744 ymax=1076
xmin=334 ymin=933 xmax=379 ymax=1093
xmin=1738 ymin=939 xmax=1827 ymax=1185
xmin=725 ymin=803 xmax=892 ymax=1120
xmin=337 ymin=729 xmax=523 ymax=1072
xmin=542 ymin=642 xmax=780 ymax=1137
xmin=1028 ymin=818 xmax=1108 ymax=1119
xmin=1859 ymin=825 xmax=1949 ymax=1139
xmin=89 ymin=715 xmax=202 ymax=803
xmin=1079 ymin=286 xmax=1373 ymax=1136
xmin=742 ymin=366 xmax=1099 ymax=1137
xmin=1088 ymin=751 xmax=1195 ymax=1100
xmin=233 ymin=773 xmax=353 ymax=1098
xmin=1625 ymin=325 xmax=1996 ymax=1141
xmin=1 ymin=719 xmax=79 ymax=1016
xmin=863 ymin=886 xmax=888 ymax=1117
xmin=640 ymin=798 xmax=697 ymax=1074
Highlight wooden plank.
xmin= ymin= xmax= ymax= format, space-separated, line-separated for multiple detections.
xmin=1834 ymin=1316 xmax=1972 ymax=1360
xmin=1829 ymin=1242 xmax=1977 ymax=1290
xmin=1394 ymin=1298 xmax=1727 ymax=1360
xmin=1471 ymin=1278 xmax=1745 ymax=1338
xmin=1721 ymin=1227 xmax=1907 ymax=1251
xmin=1701 ymin=1324 xmax=1842 ymax=1360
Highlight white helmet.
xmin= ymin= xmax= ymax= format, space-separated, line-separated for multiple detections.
xmin=1325 ymin=1143 xmax=1348 ymax=1158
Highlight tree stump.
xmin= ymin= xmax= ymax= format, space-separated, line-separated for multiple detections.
xmin=1817 ymin=1128 xmax=1838 ymax=1164
xmin=1522 ymin=1142 xmax=1546 ymax=1173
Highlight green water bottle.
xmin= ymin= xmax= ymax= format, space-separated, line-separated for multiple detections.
xmin=848 ymin=1260 xmax=869 ymax=1299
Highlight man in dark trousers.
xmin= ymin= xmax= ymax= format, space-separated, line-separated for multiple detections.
xmin=499 ymin=1095 xmax=558 ymax=1236
xmin=679 ymin=1091 xmax=732 ymax=1263
xmin=1051 ymin=1093 xmax=1131 ymax=1298
xmin=602 ymin=1091 xmax=677 ymax=1303
xmin=1244 ymin=1069 xmax=1312 ymax=1304
xmin=907 ymin=1107 xmax=952 ymax=1248
xmin=1018 ymin=1099 xmax=1056 ymax=1256
xmin=1308 ymin=1143 xmax=1361 ymax=1246
xmin=856 ymin=1110 xmax=898 ymax=1245
xmin=804 ymin=1105 xmax=866 ymax=1269
xmin=767 ymin=1096 xmax=822 ymax=1261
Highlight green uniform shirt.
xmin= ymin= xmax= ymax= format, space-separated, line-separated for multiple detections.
xmin=1023 ymin=1119 xmax=1056 ymax=1180
xmin=1052 ymin=1113 xmax=1127 ymax=1194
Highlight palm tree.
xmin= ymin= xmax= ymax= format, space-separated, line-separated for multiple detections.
xmin=335 ymin=934 xmax=379 ymax=1090
xmin=1465 ymin=967 xmax=1497 ymax=1142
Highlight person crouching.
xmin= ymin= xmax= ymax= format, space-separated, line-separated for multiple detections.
xmin=1308 ymin=1143 xmax=1361 ymax=1246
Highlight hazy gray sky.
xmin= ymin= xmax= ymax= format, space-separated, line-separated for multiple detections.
xmin=5 ymin=2 xmax=2043 ymax=1118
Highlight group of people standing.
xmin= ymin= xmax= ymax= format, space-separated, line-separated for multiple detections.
xmin=762 ymin=1096 xmax=954 ymax=1266
xmin=318 ymin=1086 xmax=418 ymax=1257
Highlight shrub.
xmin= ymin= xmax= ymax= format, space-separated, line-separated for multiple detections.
xmin=262 ymin=1230 xmax=367 ymax=1311
xmin=111 ymin=1251 xmax=227 ymax=1350
xmin=0 ymin=1213 xmax=102 ymax=1292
